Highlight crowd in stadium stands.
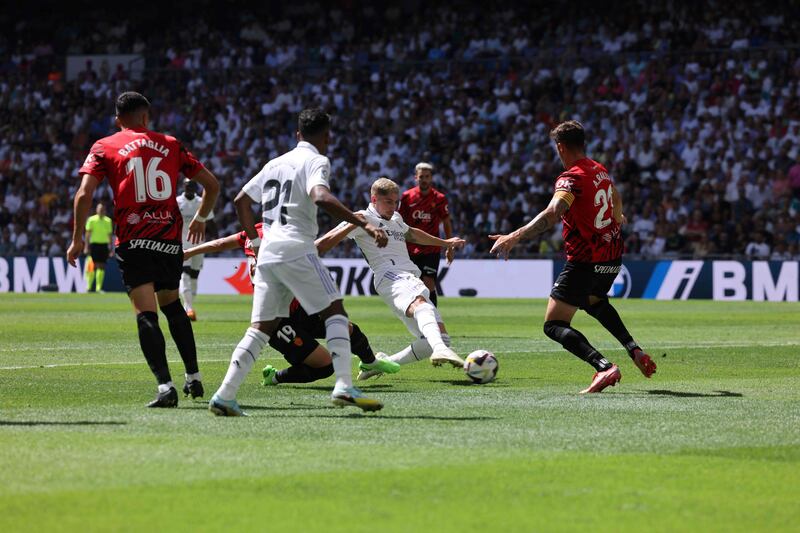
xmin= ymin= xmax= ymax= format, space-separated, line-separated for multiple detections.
xmin=1 ymin=1 xmax=800 ymax=261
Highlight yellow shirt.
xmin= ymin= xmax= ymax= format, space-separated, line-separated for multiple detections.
xmin=86 ymin=214 xmax=113 ymax=244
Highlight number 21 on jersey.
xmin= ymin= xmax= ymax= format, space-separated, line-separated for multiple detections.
xmin=594 ymin=185 xmax=614 ymax=229
xmin=262 ymin=179 xmax=293 ymax=225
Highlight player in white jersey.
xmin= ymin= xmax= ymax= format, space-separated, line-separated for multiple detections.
xmin=176 ymin=179 xmax=215 ymax=320
xmin=316 ymin=177 xmax=466 ymax=377
xmin=209 ymin=108 xmax=389 ymax=416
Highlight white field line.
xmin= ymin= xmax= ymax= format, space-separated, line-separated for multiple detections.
xmin=0 ymin=340 xmax=797 ymax=371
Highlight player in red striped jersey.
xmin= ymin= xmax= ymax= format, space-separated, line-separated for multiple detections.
xmin=489 ymin=120 xmax=656 ymax=393
xmin=398 ymin=162 xmax=452 ymax=306
xmin=67 ymin=92 xmax=220 ymax=408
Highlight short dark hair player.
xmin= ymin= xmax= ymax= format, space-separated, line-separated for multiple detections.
xmin=67 ymin=91 xmax=220 ymax=407
xmin=489 ymin=120 xmax=656 ymax=393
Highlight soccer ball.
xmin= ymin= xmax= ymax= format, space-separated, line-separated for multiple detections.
xmin=463 ymin=350 xmax=499 ymax=384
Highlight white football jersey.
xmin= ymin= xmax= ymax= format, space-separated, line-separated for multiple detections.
xmin=177 ymin=193 xmax=214 ymax=247
xmin=242 ymin=141 xmax=331 ymax=264
xmin=345 ymin=203 xmax=421 ymax=278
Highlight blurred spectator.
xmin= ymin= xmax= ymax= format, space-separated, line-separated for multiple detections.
xmin=745 ymin=232 xmax=771 ymax=259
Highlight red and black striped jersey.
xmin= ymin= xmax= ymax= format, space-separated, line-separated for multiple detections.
xmin=79 ymin=127 xmax=204 ymax=245
xmin=236 ymin=223 xmax=266 ymax=259
xmin=554 ymin=158 xmax=623 ymax=263
xmin=398 ymin=186 xmax=449 ymax=255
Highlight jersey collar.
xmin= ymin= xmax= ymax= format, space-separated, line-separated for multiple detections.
xmin=367 ymin=203 xmax=390 ymax=221
xmin=297 ymin=141 xmax=319 ymax=154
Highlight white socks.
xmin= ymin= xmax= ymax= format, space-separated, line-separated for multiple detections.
xmin=325 ymin=314 xmax=353 ymax=390
xmin=180 ymin=273 xmax=194 ymax=310
xmin=157 ymin=381 xmax=175 ymax=393
xmin=216 ymin=327 xmax=268 ymax=401
xmin=413 ymin=303 xmax=447 ymax=352
xmin=389 ymin=338 xmax=434 ymax=365
xmin=190 ymin=277 xmax=198 ymax=296
xmin=185 ymin=372 xmax=201 ymax=383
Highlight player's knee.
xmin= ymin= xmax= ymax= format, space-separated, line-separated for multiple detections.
xmin=410 ymin=299 xmax=433 ymax=317
xmin=320 ymin=300 xmax=346 ymax=320
xmin=543 ymin=320 xmax=570 ymax=341
xmin=159 ymin=300 xmax=187 ymax=321
xmin=310 ymin=364 xmax=334 ymax=380
xmin=137 ymin=311 xmax=160 ymax=331
xmin=584 ymin=298 xmax=610 ymax=315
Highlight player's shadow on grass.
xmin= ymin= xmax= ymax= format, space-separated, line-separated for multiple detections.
xmin=184 ymin=403 xmax=331 ymax=411
xmin=645 ymin=389 xmax=743 ymax=398
xmin=297 ymin=413 xmax=499 ymax=421
xmin=429 ymin=379 xmax=509 ymax=387
xmin=0 ymin=420 xmax=126 ymax=426
xmin=289 ymin=385 xmax=413 ymax=394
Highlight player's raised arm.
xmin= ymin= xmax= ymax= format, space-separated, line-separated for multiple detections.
xmin=489 ymin=193 xmax=571 ymax=260
xmin=183 ymin=234 xmax=241 ymax=260
xmin=187 ymin=167 xmax=220 ymax=245
xmin=67 ymin=174 xmax=100 ymax=267
xmin=406 ymin=227 xmax=465 ymax=264
xmin=315 ymin=222 xmax=358 ymax=256
xmin=310 ymin=184 xmax=388 ymax=248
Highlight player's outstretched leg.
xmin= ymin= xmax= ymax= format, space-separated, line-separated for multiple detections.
xmin=209 ymin=326 xmax=269 ymax=416
xmin=543 ymin=320 xmax=621 ymax=393
xmin=262 ymin=363 xmax=333 ymax=385
xmin=358 ymin=337 xmax=434 ymax=381
xmin=408 ymin=299 xmax=462 ymax=367
xmin=263 ymin=340 xmax=334 ymax=385
xmin=584 ymin=298 xmax=656 ymax=378
xmin=159 ymin=299 xmax=203 ymax=399
xmin=351 ymin=322 xmax=400 ymax=378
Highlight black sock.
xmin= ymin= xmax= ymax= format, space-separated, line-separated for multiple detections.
xmin=429 ymin=291 xmax=438 ymax=306
xmin=136 ymin=311 xmax=172 ymax=384
xmin=584 ymin=300 xmax=638 ymax=358
xmin=350 ymin=323 xmax=375 ymax=364
xmin=543 ymin=320 xmax=612 ymax=372
xmin=276 ymin=364 xmax=333 ymax=383
xmin=160 ymin=300 xmax=199 ymax=375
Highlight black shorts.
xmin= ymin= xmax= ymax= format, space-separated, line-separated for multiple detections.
xmin=89 ymin=243 xmax=109 ymax=264
xmin=115 ymin=239 xmax=183 ymax=293
xmin=268 ymin=316 xmax=320 ymax=366
xmin=411 ymin=252 xmax=440 ymax=278
xmin=550 ymin=258 xmax=623 ymax=309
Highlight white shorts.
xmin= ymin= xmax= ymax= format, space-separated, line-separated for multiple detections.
xmin=182 ymin=253 xmax=203 ymax=271
xmin=375 ymin=270 xmax=441 ymax=337
xmin=251 ymin=253 xmax=341 ymax=322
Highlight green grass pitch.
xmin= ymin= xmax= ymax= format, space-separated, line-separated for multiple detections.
xmin=0 ymin=293 xmax=798 ymax=532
